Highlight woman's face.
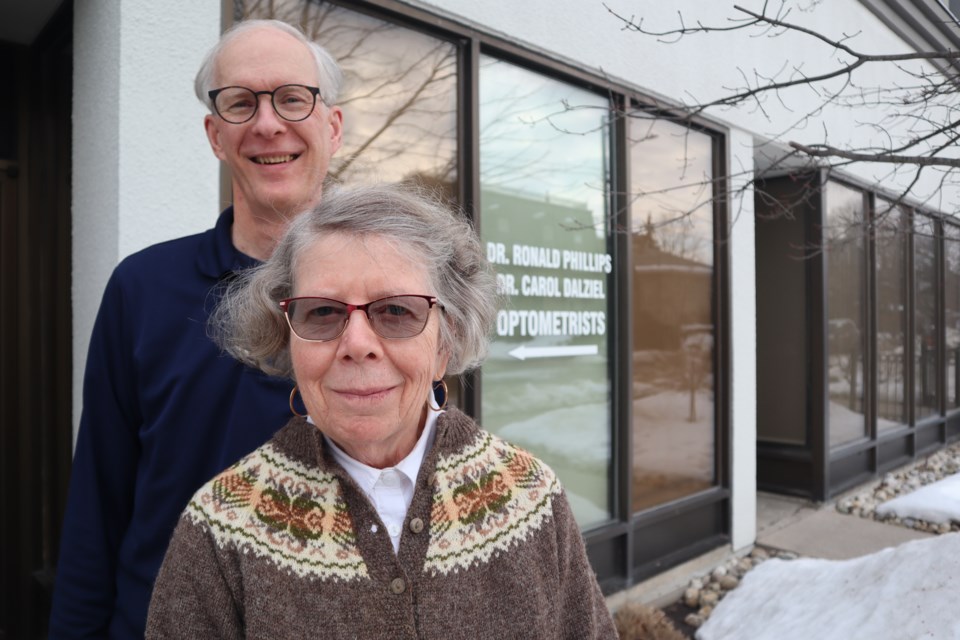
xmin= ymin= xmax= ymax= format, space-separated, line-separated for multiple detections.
xmin=289 ymin=232 xmax=449 ymax=468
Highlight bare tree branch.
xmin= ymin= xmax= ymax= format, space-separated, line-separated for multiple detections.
xmin=604 ymin=0 xmax=960 ymax=220
xmin=790 ymin=141 xmax=960 ymax=168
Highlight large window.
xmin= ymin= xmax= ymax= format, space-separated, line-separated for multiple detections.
xmin=915 ymin=214 xmax=940 ymax=421
xmin=629 ymin=114 xmax=716 ymax=512
xmin=825 ymin=182 xmax=867 ymax=447
xmin=945 ymin=224 xmax=960 ymax=409
xmin=478 ymin=57 xmax=613 ymax=528
xmin=875 ymin=200 xmax=909 ymax=430
xmin=758 ymin=174 xmax=960 ymax=500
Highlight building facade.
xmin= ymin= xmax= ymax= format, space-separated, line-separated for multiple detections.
xmin=1 ymin=0 xmax=958 ymax=636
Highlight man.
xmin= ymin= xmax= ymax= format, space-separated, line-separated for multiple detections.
xmin=49 ymin=20 xmax=343 ymax=639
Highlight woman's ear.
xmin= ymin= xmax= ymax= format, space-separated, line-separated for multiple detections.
xmin=434 ymin=347 xmax=450 ymax=381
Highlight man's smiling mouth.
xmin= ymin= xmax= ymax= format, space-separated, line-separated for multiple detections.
xmin=252 ymin=154 xmax=297 ymax=165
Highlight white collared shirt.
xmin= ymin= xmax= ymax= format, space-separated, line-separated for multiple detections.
xmin=319 ymin=408 xmax=440 ymax=554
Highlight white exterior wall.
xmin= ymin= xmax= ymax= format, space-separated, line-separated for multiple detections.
xmin=728 ymin=126 xmax=758 ymax=550
xmin=72 ymin=1 xmax=222 ymax=439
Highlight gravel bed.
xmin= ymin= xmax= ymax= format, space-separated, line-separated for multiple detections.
xmin=835 ymin=440 xmax=960 ymax=534
xmin=670 ymin=546 xmax=799 ymax=632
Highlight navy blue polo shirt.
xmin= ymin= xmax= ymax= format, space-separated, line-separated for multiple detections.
xmin=50 ymin=209 xmax=293 ymax=639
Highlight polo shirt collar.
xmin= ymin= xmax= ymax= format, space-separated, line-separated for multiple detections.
xmin=197 ymin=206 xmax=262 ymax=280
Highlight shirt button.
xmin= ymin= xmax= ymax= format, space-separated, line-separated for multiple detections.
xmin=390 ymin=577 xmax=406 ymax=594
xmin=388 ymin=523 xmax=401 ymax=537
xmin=381 ymin=470 xmax=400 ymax=487
xmin=409 ymin=518 xmax=424 ymax=534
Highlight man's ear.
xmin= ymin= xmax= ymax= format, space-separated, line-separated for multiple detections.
xmin=327 ymin=106 xmax=344 ymax=156
xmin=204 ymin=114 xmax=227 ymax=161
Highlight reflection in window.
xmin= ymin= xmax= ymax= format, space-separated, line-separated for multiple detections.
xmin=237 ymin=0 xmax=458 ymax=199
xmin=946 ymin=224 xmax=960 ymax=410
xmin=875 ymin=201 xmax=908 ymax=430
xmin=825 ymin=182 xmax=866 ymax=448
xmin=629 ymin=114 xmax=715 ymax=512
xmin=478 ymin=57 xmax=612 ymax=528
xmin=915 ymin=215 xmax=940 ymax=420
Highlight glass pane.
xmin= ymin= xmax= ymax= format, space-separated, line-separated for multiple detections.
xmin=946 ymin=224 xmax=960 ymax=410
xmin=237 ymin=1 xmax=458 ymax=199
xmin=915 ymin=215 xmax=940 ymax=420
xmin=875 ymin=200 xmax=908 ymax=430
xmin=479 ymin=56 xmax=612 ymax=529
xmin=825 ymin=182 xmax=866 ymax=448
xmin=628 ymin=114 xmax=715 ymax=512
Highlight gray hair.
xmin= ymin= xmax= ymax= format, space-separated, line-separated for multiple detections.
xmin=194 ymin=19 xmax=343 ymax=107
xmin=211 ymin=184 xmax=501 ymax=379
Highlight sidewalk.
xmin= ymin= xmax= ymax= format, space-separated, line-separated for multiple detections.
xmin=756 ymin=491 xmax=934 ymax=560
xmin=607 ymin=488 xmax=935 ymax=613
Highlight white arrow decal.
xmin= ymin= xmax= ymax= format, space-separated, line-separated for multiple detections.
xmin=508 ymin=344 xmax=599 ymax=360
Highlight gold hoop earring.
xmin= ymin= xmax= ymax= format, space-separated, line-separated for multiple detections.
xmin=428 ymin=379 xmax=449 ymax=412
xmin=289 ymin=385 xmax=306 ymax=417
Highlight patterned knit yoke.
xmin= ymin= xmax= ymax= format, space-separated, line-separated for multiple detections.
xmin=146 ymin=408 xmax=618 ymax=639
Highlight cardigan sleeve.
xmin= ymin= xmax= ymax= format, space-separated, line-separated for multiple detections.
xmin=146 ymin=514 xmax=245 ymax=639
xmin=551 ymin=490 xmax=619 ymax=639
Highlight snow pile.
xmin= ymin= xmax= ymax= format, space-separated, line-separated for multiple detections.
xmin=875 ymin=474 xmax=960 ymax=525
xmin=697 ymin=533 xmax=960 ymax=640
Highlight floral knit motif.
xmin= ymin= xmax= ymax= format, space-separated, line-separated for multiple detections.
xmin=186 ymin=445 xmax=369 ymax=582
xmin=425 ymin=430 xmax=561 ymax=575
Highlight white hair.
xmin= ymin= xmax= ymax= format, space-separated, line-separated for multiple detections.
xmin=211 ymin=184 xmax=502 ymax=378
xmin=194 ymin=19 xmax=342 ymax=107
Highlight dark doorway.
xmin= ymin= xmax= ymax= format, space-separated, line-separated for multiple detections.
xmin=0 ymin=4 xmax=73 ymax=637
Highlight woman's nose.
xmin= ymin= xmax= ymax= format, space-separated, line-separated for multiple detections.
xmin=336 ymin=309 xmax=382 ymax=359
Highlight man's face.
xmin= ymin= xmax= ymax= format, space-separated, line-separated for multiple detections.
xmin=204 ymin=27 xmax=343 ymax=220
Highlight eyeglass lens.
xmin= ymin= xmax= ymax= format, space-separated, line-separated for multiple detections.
xmin=285 ymin=295 xmax=435 ymax=341
xmin=213 ymin=85 xmax=317 ymax=123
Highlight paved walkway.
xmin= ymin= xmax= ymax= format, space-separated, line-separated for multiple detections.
xmin=756 ymin=491 xmax=933 ymax=560
xmin=607 ymin=490 xmax=935 ymax=612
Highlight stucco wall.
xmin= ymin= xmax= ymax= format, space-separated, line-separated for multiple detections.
xmin=72 ymin=0 xmax=222 ymax=438
xmin=728 ymin=126 xmax=758 ymax=550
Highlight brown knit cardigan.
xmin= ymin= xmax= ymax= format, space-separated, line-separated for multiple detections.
xmin=146 ymin=408 xmax=618 ymax=639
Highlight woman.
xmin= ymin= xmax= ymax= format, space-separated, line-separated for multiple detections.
xmin=146 ymin=185 xmax=617 ymax=639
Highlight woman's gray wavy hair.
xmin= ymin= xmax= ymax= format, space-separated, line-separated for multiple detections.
xmin=212 ymin=184 xmax=501 ymax=379
xmin=194 ymin=19 xmax=342 ymax=107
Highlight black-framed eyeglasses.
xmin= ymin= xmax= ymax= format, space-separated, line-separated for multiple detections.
xmin=208 ymin=84 xmax=323 ymax=124
xmin=279 ymin=294 xmax=443 ymax=342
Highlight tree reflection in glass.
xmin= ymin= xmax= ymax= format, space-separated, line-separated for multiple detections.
xmin=875 ymin=200 xmax=909 ymax=431
xmin=945 ymin=224 xmax=960 ymax=410
xmin=825 ymin=182 xmax=866 ymax=448
xmin=629 ymin=114 xmax=716 ymax=512
xmin=236 ymin=0 xmax=458 ymax=200
xmin=914 ymin=214 xmax=940 ymax=421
